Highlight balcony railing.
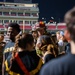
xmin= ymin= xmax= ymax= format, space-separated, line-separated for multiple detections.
xmin=0 ymin=15 xmax=39 ymax=18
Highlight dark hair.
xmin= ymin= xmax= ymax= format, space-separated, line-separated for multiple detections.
xmin=10 ymin=33 xmax=34 ymax=69
xmin=8 ymin=23 xmax=21 ymax=33
xmin=64 ymin=7 xmax=75 ymax=42
xmin=41 ymin=35 xmax=53 ymax=45
xmin=40 ymin=35 xmax=56 ymax=57
xmin=15 ymin=33 xmax=34 ymax=50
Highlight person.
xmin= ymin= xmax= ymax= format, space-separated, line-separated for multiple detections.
xmin=0 ymin=34 xmax=6 ymax=74
xmin=35 ymin=21 xmax=58 ymax=57
xmin=4 ymin=33 xmax=43 ymax=75
xmin=39 ymin=35 xmax=55 ymax=64
xmin=35 ymin=21 xmax=47 ymax=37
xmin=40 ymin=7 xmax=75 ymax=75
xmin=58 ymin=31 xmax=67 ymax=55
xmin=35 ymin=21 xmax=47 ymax=57
xmin=30 ymin=25 xmax=38 ymax=49
xmin=2 ymin=22 xmax=21 ymax=75
xmin=3 ymin=22 xmax=21 ymax=59
xmin=64 ymin=29 xmax=71 ymax=54
xmin=56 ymin=31 xmax=61 ymax=41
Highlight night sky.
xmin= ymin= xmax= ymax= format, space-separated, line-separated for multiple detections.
xmin=0 ymin=0 xmax=75 ymax=22
xmin=32 ymin=0 xmax=75 ymax=22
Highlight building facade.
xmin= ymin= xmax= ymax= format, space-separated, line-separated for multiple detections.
xmin=0 ymin=2 xmax=39 ymax=32
xmin=0 ymin=0 xmax=32 ymax=3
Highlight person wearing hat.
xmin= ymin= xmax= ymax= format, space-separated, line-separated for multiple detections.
xmin=35 ymin=22 xmax=58 ymax=57
xmin=35 ymin=21 xmax=47 ymax=36
xmin=35 ymin=22 xmax=48 ymax=57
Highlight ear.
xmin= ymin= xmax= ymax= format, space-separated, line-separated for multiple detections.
xmin=64 ymin=29 xmax=71 ymax=42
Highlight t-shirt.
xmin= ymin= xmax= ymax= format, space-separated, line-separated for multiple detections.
xmin=40 ymin=53 xmax=75 ymax=75
xmin=2 ymin=41 xmax=15 ymax=75
xmin=5 ymin=50 xmax=43 ymax=75
xmin=44 ymin=54 xmax=55 ymax=64
xmin=3 ymin=41 xmax=15 ymax=60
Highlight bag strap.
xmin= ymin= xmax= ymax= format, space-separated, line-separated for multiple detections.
xmin=15 ymin=52 xmax=30 ymax=75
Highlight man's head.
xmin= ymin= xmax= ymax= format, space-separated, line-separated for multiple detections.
xmin=7 ymin=23 xmax=21 ymax=42
xmin=35 ymin=21 xmax=47 ymax=36
xmin=64 ymin=7 xmax=75 ymax=43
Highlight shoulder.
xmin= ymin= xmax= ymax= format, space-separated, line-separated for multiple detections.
xmin=4 ymin=41 xmax=14 ymax=48
xmin=45 ymin=53 xmax=55 ymax=59
xmin=47 ymin=54 xmax=70 ymax=66
xmin=3 ymin=41 xmax=15 ymax=53
xmin=40 ymin=54 xmax=70 ymax=75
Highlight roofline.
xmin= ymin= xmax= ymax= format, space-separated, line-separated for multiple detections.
xmin=0 ymin=2 xmax=38 ymax=5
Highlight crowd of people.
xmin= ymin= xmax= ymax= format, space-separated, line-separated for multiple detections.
xmin=0 ymin=7 xmax=75 ymax=75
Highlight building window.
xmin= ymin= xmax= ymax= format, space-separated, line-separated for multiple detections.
xmin=25 ymin=13 xmax=30 ymax=16
xmin=10 ymin=20 xmax=12 ymax=23
xmin=4 ymin=20 xmax=9 ymax=24
xmin=18 ymin=21 xmax=23 ymax=24
xmin=11 ymin=12 xmax=16 ymax=16
xmin=3 ymin=12 xmax=9 ymax=15
xmin=13 ymin=20 xmax=17 ymax=23
xmin=15 ymin=21 xmax=17 ymax=23
xmin=0 ymin=12 xmax=2 ymax=15
xmin=25 ymin=21 xmax=29 ymax=24
xmin=32 ymin=13 xmax=37 ymax=16
xmin=18 ymin=12 xmax=23 ymax=16
xmin=33 ymin=21 xmax=37 ymax=24
xmin=10 ymin=20 xmax=17 ymax=23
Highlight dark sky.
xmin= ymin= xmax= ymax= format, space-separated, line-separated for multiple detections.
xmin=0 ymin=0 xmax=75 ymax=22
xmin=32 ymin=0 xmax=75 ymax=22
